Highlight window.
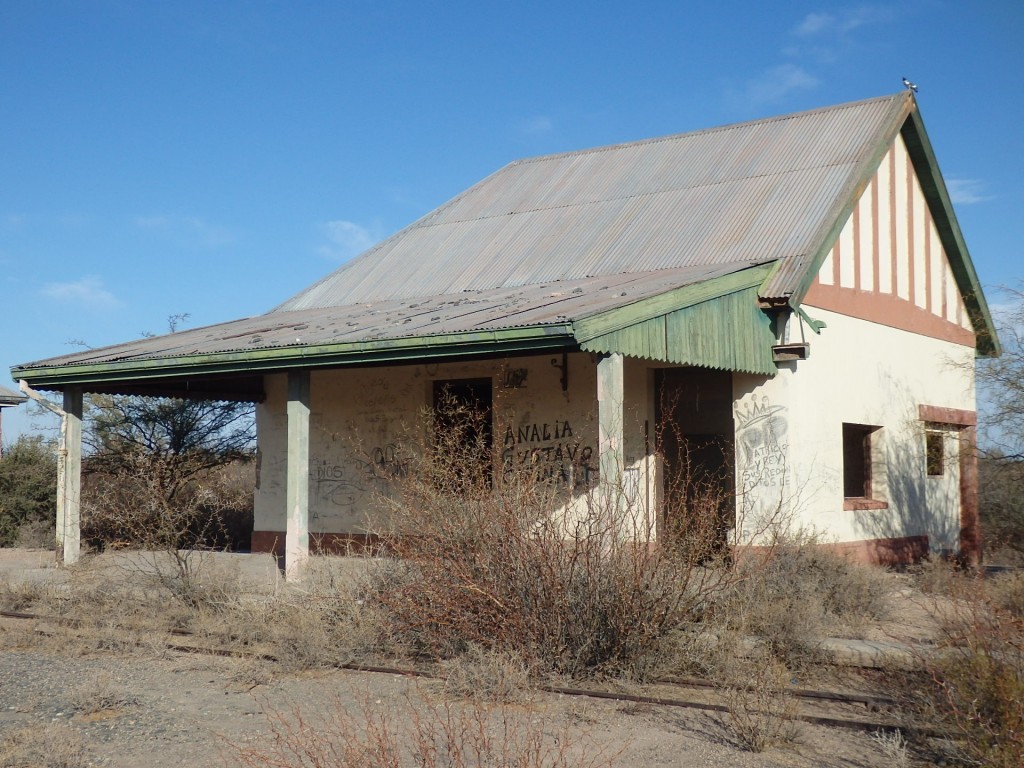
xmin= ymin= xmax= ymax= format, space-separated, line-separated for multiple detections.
xmin=843 ymin=423 xmax=886 ymax=509
xmin=925 ymin=428 xmax=945 ymax=477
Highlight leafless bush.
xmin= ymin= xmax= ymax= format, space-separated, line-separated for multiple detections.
xmin=227 ymin=687 xmax=619 ymax=768
xmin=82 ymin=451 xmax=252 ymax=609
xmin=370 ymin=403 xmax=742 ymax=679
xmin=720 ymin=653 xmax=800 ymax=753
xmin=894 ymin=570 xmax=1024 ymax=767
xmin=714 ymin=536 xmax=890 ymax=667
xmin=869 ymin=729 xmax=909 ymax=768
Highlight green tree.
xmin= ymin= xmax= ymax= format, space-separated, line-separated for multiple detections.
xmin=0 ymin=435 xmax=58 ymax=546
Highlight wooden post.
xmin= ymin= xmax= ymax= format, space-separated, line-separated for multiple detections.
xmin=597 ymin=353 xmax=625 ymax=518
xmin=285 ymin=370 xmax=311 ymax=580
xmin=63 ymin=387 xmax=83 ymax=565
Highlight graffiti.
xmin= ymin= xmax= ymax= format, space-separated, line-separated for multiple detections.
xmin=735 ymin=396 xmax=788 ymax=489
xmin=501 ymin=368 xmax=529 ymax=389
xmin=313 ymin=460 xmax=362 ymax=509
xmin=501 ymin=420 xmax=596 ymax=488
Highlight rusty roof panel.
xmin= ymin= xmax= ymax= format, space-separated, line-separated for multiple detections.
xmin=21 ymin=262 xmax=764 ymax=370
xmin=279 ymin=94 xmax=909 ymax=311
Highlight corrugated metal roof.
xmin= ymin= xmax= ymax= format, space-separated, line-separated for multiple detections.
xmin=20 ymin=261 xmax=763 ymax=370
xmin=279 ymin=93 xmax=910 ymax=311
xmin=0 ymin=384 xmax=25 ymax=406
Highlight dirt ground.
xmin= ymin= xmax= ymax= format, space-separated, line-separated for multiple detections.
xmin=0 ymin=548 xmax=927 ymax=768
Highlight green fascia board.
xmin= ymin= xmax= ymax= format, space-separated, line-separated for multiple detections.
xmin=900 ymin=108 xmax=999 ymax=357
xmin=782 ymin=94 xmax=999 ymax=358
xmin=572 ymin=262 xmax=775 ymax=343
xmin=12 ymin=324 xmax=576 ymax=389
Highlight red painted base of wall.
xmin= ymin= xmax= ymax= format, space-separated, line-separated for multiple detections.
xmin=822 ymin=535 xmax=930 ymax=566
xmin=253 ymin=530 xmax=930 ymax=567
xmin=251 ymin=531 xmax=381 ymax=557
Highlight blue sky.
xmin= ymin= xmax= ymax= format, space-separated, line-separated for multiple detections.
xmin=1 ymin=1 xmax=1021 ymax=440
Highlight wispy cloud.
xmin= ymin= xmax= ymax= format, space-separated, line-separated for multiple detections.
xmin=519 ymin=115 xmax=554 ymax=136
xmin=135 ymin=215 xmax=235 ymax=248
xmin=318 ymin=219 xmax=379 ymax=261
xmin=787 ymin=6 xmax=895 ymax=63
xmin=793 ymin=6 xmax=892 ymax=38
xmin=946 ymin=178 xmax=993 ymax=205
xmin=730 ymin=64 xmax=818 ymax=108
xmin=40 ymin=276 xmax=121 ymax=310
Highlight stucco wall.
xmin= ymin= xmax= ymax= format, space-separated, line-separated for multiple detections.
xmin=254 ymin=353 xmax=658 ymax=541
xmin=733 ymin=305 xmax=975 ymax=555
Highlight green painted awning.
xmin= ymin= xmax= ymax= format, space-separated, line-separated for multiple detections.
xmin=574 ymin=264 xmax=777 ymax=375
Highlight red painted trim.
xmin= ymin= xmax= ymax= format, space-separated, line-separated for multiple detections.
xmin=917 ymin=405 xmax=977 ymax=426
xmin=738 ymin=536 xmax=929 ymax=567
xmin=852 ymin=204 xmax=861 ymax=291
xmin=833 ymin=235 xmax=841 ymax=285
xmin=959 ymin=425 xmax=981 ymax=567
xmin=843 ymin=498 xmax=888 ymax=511
xmin=871 ymin=178 xmax=880 ymax=294
xmin=906 ymin=148 xmax=916 ymax=306
xmin=924 ymin=207 xmax=933 ymax=314
xmin=803 ymin=283 xmax=976 ymax=347
xmin=889 ymin=148 xmax=898 ymax=299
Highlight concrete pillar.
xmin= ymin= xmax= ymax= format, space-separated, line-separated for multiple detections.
xmin=285 ymin=370 xmax=311 ymax=580
xmin=597 ymin=353 xmax=625 ymax=517
xmin=62 ymin=387 xmax=82 ymax=565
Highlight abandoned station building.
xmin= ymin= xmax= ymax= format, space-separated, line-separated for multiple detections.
xmin=13 ymin=92 xmax=998 ymax=576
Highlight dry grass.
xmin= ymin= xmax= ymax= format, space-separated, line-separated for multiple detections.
xmin=226 ymin=685 xmax=621 ymax=768
xmin=0 ymin=723 xmax=86 ymax=768
xmin=719 ymin=653 xmax=800 ymax=753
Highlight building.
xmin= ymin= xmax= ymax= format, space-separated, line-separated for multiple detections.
xmin=0 ymin=384 xmax=27 ymax=457
xmin=12 ymin=92 xmax=998 ymax=575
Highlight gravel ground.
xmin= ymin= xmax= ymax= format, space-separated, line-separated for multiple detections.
xmin=0 ymin=549 xmax=905 ymax=767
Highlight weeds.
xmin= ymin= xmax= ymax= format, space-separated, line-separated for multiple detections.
xmin=892 ymin=568 xmax=1024 ymax=768
xmin=720 ymin=653 xmax=800 ymax=753
xmin=715 ymin=537 xmax=890 ymax=668
xmin=227 ymin=686 xmax=619 ymax=768
xmin=0 ymin=723 xmax=86 ymax=768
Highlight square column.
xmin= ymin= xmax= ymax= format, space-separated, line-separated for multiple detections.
xmin=597 ymin=353 xmax=625 ymax=516
xmin=62 ymin=387 xmax=82 ymax=565
xmin=285 ymin=370 xmax=311 ymax=580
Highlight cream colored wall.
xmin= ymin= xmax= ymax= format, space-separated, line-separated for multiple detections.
xmin=255 ymin=352 xmax=660 ymax=536
xmin=733 ymin=306 xmax=975 ymax=552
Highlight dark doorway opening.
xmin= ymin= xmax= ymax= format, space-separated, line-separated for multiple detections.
xmin=655 ymin=368 xmax=736 ymax=554
xmin=432 ymin=378 xmax=494 ymax=485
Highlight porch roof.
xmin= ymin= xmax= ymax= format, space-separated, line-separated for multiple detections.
xmin=12 ymin=261 xmax=776 ymax=399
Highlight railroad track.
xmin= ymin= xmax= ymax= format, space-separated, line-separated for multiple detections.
xmin=0 ymin=608 xmax=910 ymax=734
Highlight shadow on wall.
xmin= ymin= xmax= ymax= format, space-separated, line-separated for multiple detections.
xmin=849 ymin=372 xmax=967 ymax=564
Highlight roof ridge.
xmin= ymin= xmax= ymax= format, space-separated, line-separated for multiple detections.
xmin=508 ymin=93 xmax=907 ymax=168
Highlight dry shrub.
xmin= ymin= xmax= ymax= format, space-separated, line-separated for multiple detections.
xmin=371 ymin=404 xmax=736 ymax=679
xmin=228 ymin=687 xmax=618 ymax=768
xmin=0 ymin=723 xmax=86 ymax=768
xmin=715 ymin=537 xmax=890 ymax=667
xmin=987 ymin=569 xmax=1024 ymax=617
xmin=720 ymin=652 xmax=800 ymax=753
xmin=442 ymin=643 xmax=535 ymax=703
xmin=82 ymin=451 xmax=252 ymax=609
xmin=911 ymin=574 xmax=1024 ymax=768
xmin=67 ymin=671 xmax=138 ymax=714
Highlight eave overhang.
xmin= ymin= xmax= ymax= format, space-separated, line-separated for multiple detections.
xmin=12 ymin=324 xmax=576 ymax=397
xmin=762 ymin=91 xmax=999 ymax=358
